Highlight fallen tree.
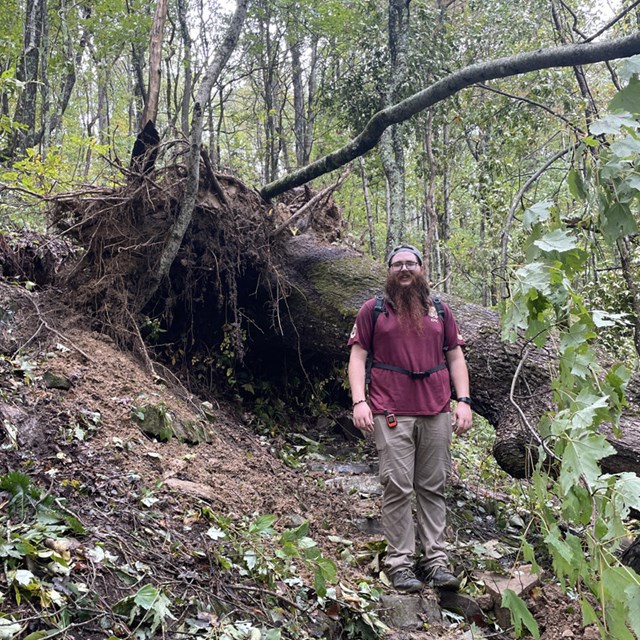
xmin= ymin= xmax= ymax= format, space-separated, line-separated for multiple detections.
xmin=43 ymin=167 xmax=640 ymax=482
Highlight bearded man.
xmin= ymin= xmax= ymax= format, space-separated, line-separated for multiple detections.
xmin=347 ymin=244 xmax=472 ymax=593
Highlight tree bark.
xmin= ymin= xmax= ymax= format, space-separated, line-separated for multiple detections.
xmin=142 ymin=0 xmax=169 ymax=127
xmin=358 ymin=157 xmax=378 ymax=259
xmin=260 ymin=32 xmax=640 ymax=200
xmin=11 ymin=0 xmax=45 ymax=155
xmin=177 ymin=0 xmax=192 ymax=137
xmin=381 ymin=0 xmax=410 ymax=250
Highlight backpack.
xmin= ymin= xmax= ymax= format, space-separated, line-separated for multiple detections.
xmin=364 ymin=293 xmax=448 ymax=384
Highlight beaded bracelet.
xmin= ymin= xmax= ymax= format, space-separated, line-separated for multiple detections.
xmin=352 ymin=399 xmax=367 ymax=408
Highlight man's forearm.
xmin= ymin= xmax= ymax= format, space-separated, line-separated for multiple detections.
xmin=348 ymin=345 xmax=368 ymax=403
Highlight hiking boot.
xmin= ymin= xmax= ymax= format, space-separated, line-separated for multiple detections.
xmin=426 ymin=566 xmax=460 ymax=591
xmin=391 ymin=568 xmax=423 ymax=593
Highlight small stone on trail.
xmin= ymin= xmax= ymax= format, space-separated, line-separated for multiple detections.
xmin=43 ymin=370 xmax=73 ymax=390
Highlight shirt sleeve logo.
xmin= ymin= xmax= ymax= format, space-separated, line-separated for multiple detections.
xmin=350 ymin=323 xmax=358 ymax=339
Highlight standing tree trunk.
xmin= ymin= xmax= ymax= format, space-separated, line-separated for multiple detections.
xmin=177 ymin=0 xmax=191 ymax=137
xmin=142 ymin=0 xmax=169 ymax=127
xmin=358 ymin=156 xmax=378 ymax=259
xmin=290 ymin=39 xmax=305 ymax=168
xmin=11 ymin=0 xmax=45 ymax=156
xmin=381 ymin=0 xmax=410 ymax=251
xmin=440 ymin=121 xmax=450 ymax=292
xmin=423 ymin=110 xmax=438 ymax=280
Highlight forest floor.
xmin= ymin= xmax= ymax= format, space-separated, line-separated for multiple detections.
xmin=0 ymin=281 xmax=607 ymax=640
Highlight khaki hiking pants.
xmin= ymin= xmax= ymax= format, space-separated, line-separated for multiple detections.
xmin=373 ymin=413 xmax=452 ymax=577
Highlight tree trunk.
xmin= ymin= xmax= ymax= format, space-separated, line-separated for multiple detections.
xmin=177 ymin=0 xmax=192 ymax=137
xmin=290 ymin=40 xmax=305 ymax=168
xmin=11 ymin=0 xmax=45 ymax=155
xmin=358 ymin=157 xmax=378 ymax=259
xmin=423 ymin=110 xmax=438 ymax=280
xmin=381 ymin=0 xmax=410 ymax=250
xmin=142 ymin=0 xmax=169 ymax=127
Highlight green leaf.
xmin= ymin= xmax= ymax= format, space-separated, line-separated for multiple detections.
xmin=580 ymin=598 xmax=604 ymax=633
xmin=606 ymin=473 xmax=640 ymax=521
xmin=571 ymin=391 xmax=609 ymax=429
xmin=624 ymin=174 xmax=640 ymax=190
xmin=134 ymin=584 xmax=160 ymax=609
xmin=280 ymin=521 xmax=309 ymax=543
xmin=249 ymin=514 xmax=277 ymax=535
xmin=22 ymin=633 xmax=51 ymax=640
xmin=567 ymin=169 xmax=587 ymax=201
xmin=559 ymin=321 xmax=594 ymax=352
xmin=620 ymin=55 xmax=640 ymax=83
xmin=533 ymin=229 xmax=577 ymax=253
xmin=314 ymin=569 xmax=327 ymax=598
xmin=609 ymin=77 xmax=640 ymax=115
xmin=523 ymin=200 xmax=553 ymax=230
xmin=206 ymin=527 xmax=226 ymax=540
xmin=560 ymin=431 xmax=616 ymax=495
xmin=590 ymin=112 xmax=638 ymax=135
xmin=501 ymin=589 xmax=540 ymax=639
xmin=626 ymin=584 xmax=640 ymax=636
xmin=10 ymin=569 xmax=35 ymax=586
xmin=611 ymin=136 xmax=640 ymax=158
xmin=514 ymin=262 xmax=553 ymax=295
xmin=0 ymin=619 xmax=23 ymax=640
xmin=315 ymin=556 xmax=337 ymax=582
xmin=544 ymin=528 xmax=583 ymax=583
xmin=244 ymin=549 xmax=257 ymax=570
xmin=592 ymin=310 xmax=629 ymax=329
xmin=600 ymin=202 xmax=638 ymax=244
xmin=520 ymin=540 xmax=540 ymax=574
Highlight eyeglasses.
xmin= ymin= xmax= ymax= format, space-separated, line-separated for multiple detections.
xmin=389 ymin=260 xmax=420 ymax=271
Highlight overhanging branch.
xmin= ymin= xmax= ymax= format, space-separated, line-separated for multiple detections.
xmin=260 ymin=33 xmax=640 ymax=200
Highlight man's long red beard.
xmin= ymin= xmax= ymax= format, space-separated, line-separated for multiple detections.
xmin=384 ymin=272 xmax=431 ymax=334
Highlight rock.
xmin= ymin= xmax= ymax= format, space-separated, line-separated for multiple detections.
xmin=43 ymin=370 xmax=72 ymax=390
xmin=163 ymin=478 xmax=217 ymax=501
xmin=478 ymin=565 xmax=541 ymax=603
xmin=477 ymin=565 xmax=541 ymax=631
xmin=325 ymin=475 xmax=382 ymax=496
xmin=132 ymin=403 xmax=174 ymax=441
xmin=379 ymin=592 xmax=441 ymax=629
xmin=352 ymin=515 xmax=384 ymax=536
xmin=173 ymin=419 xmax=211 ymax=445
xmin=438 ymin=590 xmax=488 ymax=626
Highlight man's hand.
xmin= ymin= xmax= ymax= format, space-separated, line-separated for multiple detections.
xmin=452 ymin=401 xmax=472 ymax=436
xmin=353 ymin=401 xmax=374 ymax=433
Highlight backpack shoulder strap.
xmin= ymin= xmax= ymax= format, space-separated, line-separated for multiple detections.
xmin=431 ymin=296 xmax=448 ymax=351
xmin=365 ymin=293 xmax=385 ymax=384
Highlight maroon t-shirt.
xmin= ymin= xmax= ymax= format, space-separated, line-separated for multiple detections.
xmin=348 ymin=298 xmax=464 ymax=416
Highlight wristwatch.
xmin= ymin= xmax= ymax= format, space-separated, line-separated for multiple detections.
xmin=457 ymin=396 xmax=472 ymax=405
